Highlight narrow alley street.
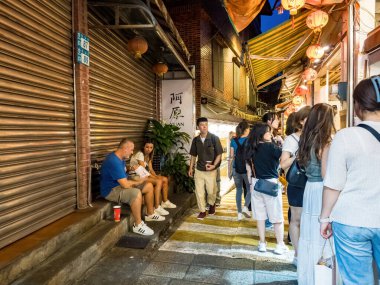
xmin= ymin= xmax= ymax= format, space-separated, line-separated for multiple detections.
xmin=76 ymin=181 xmax=297 ymax=285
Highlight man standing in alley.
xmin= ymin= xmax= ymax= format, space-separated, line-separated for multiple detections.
xmin=101 ymin=139 xmax=165 ymax=236
xmin=188 ymin=117 xmax=223 ymax=220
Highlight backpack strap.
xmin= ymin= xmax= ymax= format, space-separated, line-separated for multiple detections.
xmin=358 ymin=124 xmax=380 ymax=142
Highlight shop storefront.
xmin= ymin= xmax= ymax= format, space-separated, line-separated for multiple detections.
xmin=0 ymin=0 xmax=76 ymax=249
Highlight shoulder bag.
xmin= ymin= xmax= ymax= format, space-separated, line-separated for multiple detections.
xmin=285 ymin=135 xmax=307 ymax=189
xmin=250 ymin=159 xmax=279 ymax=197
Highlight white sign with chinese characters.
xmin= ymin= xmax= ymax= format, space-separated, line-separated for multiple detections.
xmin=162 ymin=79 xmax=194 ymax=153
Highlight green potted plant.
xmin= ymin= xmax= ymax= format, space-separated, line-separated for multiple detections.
xmin=161 ymin=152 xmax=194 ymax=193
xmin=145 ymin=119 xmax=191 ymax=156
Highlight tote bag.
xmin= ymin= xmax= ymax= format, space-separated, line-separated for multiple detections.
xmin=314 ymin=238 xmax=336 ymax=285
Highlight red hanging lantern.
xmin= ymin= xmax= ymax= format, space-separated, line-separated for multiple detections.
xmin=306 ymin=10 xmax=329 ymax=33
xmin=306 ymin=44 xmax=324 ymax=62
xmin=281 ymin=0 xmax=305 ymax=16
xmin=152 ymin=62 xmax=168 ymax=77
xmin=302 ymin=68 xmax=318 ymax=84
xmin=127 ymin=36 xmax=148 ymax=59
xmin=295 ymin=85 xmax=308 ymax=95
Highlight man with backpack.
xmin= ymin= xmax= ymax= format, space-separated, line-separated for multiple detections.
xmin=188 ymin=117 xmax=223 ymax=220
xmin=228 ymin=121 xmax=252 ymax=220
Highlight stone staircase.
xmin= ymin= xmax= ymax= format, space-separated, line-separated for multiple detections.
xmin=0 ymin=192 xmax=195 ymax=285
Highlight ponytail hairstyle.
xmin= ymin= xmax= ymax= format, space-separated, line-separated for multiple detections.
xmin=236 ymin=121 xmax=250 ymax=138
xmin=244 ymin=122 xmax=270 ymax=160
xmin=298 ymin=103 xmax=336 ymax=167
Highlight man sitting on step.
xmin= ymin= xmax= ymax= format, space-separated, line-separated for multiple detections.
xmin=100 ymin=138 xmax=165 ymax=236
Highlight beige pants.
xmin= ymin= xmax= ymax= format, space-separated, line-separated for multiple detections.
xmin=194 ymin=168 xmax=217 ymax=212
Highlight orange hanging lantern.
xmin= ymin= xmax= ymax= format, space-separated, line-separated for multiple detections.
xmin=127 ymin=36 xmax=148 ymax=59
xmin=295 ymin=85 xmax=308 ymax=95
xmin=306 ymin=10 xmax=329 ymax=33
xmin=152 ymin=62 xmax=168 ymax=77
xmin=292 ymin=95 xmax=304 ymax=106
xmin=281 ymin=0 xmax=305 ymax=16
xmin=306 ymin=44 xmax=325 ymax=62
xmin=302 ymin=68 xmax=318 ymax=84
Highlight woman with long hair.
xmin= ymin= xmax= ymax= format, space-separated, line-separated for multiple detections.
xmin=228 ymin=121 xmax=251 ymax=220
xmin=280 ymin=106 xmax=311 ymax=266
xmin=320 ymin=77 xmax=380 ymax=284
xmin=245 ymin=122 xmax=288 ymax=255
xmin=296 ymin=103 xmax=336 ymax=285
xmin=130 ymin=141 xmax=177 ymax=216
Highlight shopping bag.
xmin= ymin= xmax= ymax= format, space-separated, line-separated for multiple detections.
xmin=314 ymin=238 xmax=336 ymax=285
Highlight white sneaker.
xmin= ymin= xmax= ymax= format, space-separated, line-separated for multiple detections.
xmin=242 ymin=206 xmax=251 ymax=218
xmin=258 ymin=242 xmax=267 ymax=252
xmin=145 ymin=213 xmax=165 ymax=221
xmin=237 ymin=213 xmax=244 ymax=221
xmin=132 ymin=221 xmax=154 ymax=236
xmin=161 ymin=200 xmax=177 ymax=209
xmin=155 ymin=205 xmax=169 ymax=216
xmin=274 ymin=244 xmax=289 ymax=255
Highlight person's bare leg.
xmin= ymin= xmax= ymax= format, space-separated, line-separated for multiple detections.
xmin=257 ymin=220 xmax=266 ymax=243
xmin=273 ymin=222 xmax=285 ymax=245
xmin=289 ymin=206 xmax=302 ymax=256
xmin=141 ymin=182 xmax=154 ymax=215
xmin=130 ymin=192 xmax=142 ymax=225
xmin=161 ymin=176 xmax=169 ymax=202
xmin=146 ymin=177 xmax=162 ymax=209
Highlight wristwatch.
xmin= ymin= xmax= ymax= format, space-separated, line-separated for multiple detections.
xmin=318 ymin=216 xmax=331 ymax=223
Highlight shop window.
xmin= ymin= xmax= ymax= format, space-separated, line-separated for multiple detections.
xmin=212 ymin=40 xmax=224 ymax=91
xmin=233 ymin=63 xmax=240 ymax=100
xmin=248 ymin=79 xmax=257 ymax=107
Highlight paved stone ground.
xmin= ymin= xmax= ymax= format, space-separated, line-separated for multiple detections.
xmin=75 ymin=208 xmax=297 ymax=285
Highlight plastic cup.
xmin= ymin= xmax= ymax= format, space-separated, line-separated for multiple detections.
xmin=113 ymin=205 xmax=121 ymax=222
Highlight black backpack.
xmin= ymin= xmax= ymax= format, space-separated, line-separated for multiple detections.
xmin=234 ymin=138 xmax=247 ymax=174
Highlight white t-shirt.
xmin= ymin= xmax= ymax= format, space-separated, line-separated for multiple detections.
xmin=282 ymin=133 xmax=300 ymax=156
xmin=129 ymin=151 xmax=147 ymax=168
xmin=324 ymin=121 xmax=380 ymax=228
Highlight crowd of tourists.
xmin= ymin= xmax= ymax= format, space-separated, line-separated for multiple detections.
xmin=99 ymin=77 xmax=380 ymax=284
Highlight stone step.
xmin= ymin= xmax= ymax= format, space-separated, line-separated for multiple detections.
xmin=0 ymin=201 xmax=111 ymax=285
xmin=12 ymin=219 xmax=127 ymax=285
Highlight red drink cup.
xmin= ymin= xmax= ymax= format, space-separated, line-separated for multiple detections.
xmin=113 ymin=205 xmax=121 ymax=222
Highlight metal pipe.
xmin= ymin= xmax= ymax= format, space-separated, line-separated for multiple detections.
xmin=347 ymin=1 xmax=355 ymax=127
xmin=90 ymin=24 xmax=155 ymax=29
xmin=257 ymin=74 xmax=287 ymax=90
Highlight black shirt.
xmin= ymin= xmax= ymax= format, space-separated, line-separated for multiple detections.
xmin=189 ymin=132 xmax=223 ymax=171
xmin=252 ymin=142 xmax=282 ymax=179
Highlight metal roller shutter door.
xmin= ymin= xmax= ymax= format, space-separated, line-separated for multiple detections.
xmin=89 ymin=13 xmax=157 ymax=161
xmin=0 ymin=0 xmax=76 ymax=249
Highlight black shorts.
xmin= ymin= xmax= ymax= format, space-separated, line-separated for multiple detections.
xmin=287 ymin=184 xmax=305 ymax=207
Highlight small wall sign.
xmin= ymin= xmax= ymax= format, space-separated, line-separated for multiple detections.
xmin=76 ymin=32 xmax=90 ymax=66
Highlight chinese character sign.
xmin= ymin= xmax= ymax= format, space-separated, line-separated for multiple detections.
xmin=162 ymin=80 xmax=194 ymax=152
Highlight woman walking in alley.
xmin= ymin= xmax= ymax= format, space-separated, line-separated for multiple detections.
xmin=280 ymin=106 xmax=311 ymax=266
xmin=245 ymin=123 xmax=288 ymax=255
xmin=130 ymin=141 xmax=177 ymax=216
xmin=296 ymin=103 xmax=336 ymax=285
xmin=228 ymin=121 xmax=251 ymax=220
xmin=320 ymin=77 xmax=380 ymax=285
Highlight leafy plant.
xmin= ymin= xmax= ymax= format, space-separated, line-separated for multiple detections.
xmin=145 ymin=119 xmax=191 ymax=156
xmin=161 ymin=152 xmax=194 ymax=193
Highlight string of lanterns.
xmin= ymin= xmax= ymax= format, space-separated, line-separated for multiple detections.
xmin=284 ymin=8 xmax=330 ymax=117
xmin=127 ymin=35 xmax=169 ymax=77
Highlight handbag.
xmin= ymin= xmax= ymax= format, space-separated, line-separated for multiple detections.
xmin=314 ymin=238 xmax=336 ymax=285
xmin=250 ymin=160 xmax=279 ymax=197
xmin=286 ymin=158 xmax=307 ymax=188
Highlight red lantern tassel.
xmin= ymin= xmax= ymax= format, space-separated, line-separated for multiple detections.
xmin=292 ymin=15 xmax=295 ymax=29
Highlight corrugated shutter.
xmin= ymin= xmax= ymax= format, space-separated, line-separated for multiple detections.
xmin=89 ymin=13 xmax=157 ymax=161
xmin=0 ymin=0 xmax=76 ymax=249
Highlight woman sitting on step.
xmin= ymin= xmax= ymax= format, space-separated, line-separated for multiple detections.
xmin=129 ymin=141 xmax=177 ymax=216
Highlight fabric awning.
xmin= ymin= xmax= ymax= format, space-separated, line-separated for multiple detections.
xmin=247 ymin=11 xmax=315 ymax=87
